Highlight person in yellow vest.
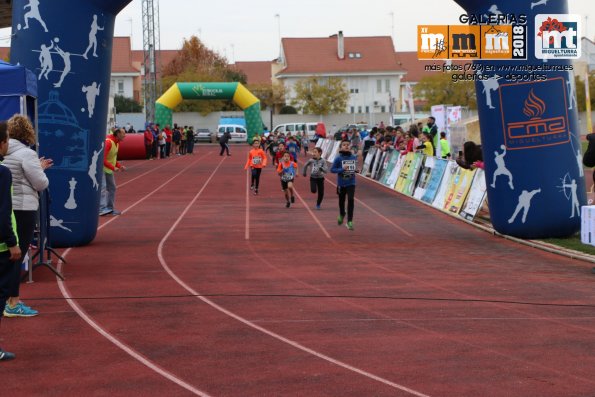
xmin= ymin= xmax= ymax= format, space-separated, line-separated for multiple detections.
xmin=100 ymin=128 xmax=126 ymax=216
xmin=0 ymin=122 xmax=20 ymax=361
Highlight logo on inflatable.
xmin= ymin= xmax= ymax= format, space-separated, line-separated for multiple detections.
xmin=499 ymin=78 xmax=569 ymax=150
xmin=534 ymin=14 xmax=581 ymax=59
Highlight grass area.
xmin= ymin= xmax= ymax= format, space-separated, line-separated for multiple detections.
xmin=538 ymin=233 xmax=595 ymax=256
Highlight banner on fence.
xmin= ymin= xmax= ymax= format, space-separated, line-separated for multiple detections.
xmin=395 ymin=152 xmax=415 ymax=193
xmin=386 ymin=154 xmax=405 ymax=188
xmin=460 ymin=169 xmax=487 ymax=220
xmin=432 ymin=160 xmax=459 ymax=209
xmin=421 ymin=158 xmax=448 ymax=204
xmin=381 ymin=150 xmax=400 ymax=186
xmin=401 ymin=152 xmax=424 ymax=196
xmin=362 ymin=147 xmax=377 ymax=176
xmin=444 ymin=167 xmax=476 ymax=213
xmin=414 ymin=156 xmax=434 ymax=200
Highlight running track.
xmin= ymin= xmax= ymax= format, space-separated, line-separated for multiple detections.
xmin=3 ymin=145 xmax=595 ymax=397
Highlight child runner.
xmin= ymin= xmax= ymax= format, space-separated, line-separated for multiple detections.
xmin=277 ymin=152 xmax=298 ymax=208
xmin=274 ymin=142 xmax=286 ymax=166
xmin=302 ymin=147 xmax=328 ymax=209
xmin=245 ymin=138 xmax=267 ymax=195
xmin=286 ymin=136 xmax=299 ymax=162
xmin=301 ymin=133 xmax=310 ymax=157
xmin=331 ymin=140 xmax=357 ymax=230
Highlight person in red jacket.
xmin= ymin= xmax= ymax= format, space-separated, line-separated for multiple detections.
xmin=143 ymin=127 xmax=154 ymax=160
xmin=163 ymin=125 xmax=173 ymax=158
xmin=245 ymin=138 xmax=268 ymax=195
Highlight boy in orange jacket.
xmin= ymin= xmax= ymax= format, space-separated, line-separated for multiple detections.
xmin=245 ymin=138 xmax=268 ymax=195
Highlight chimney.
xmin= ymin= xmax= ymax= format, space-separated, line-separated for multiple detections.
xmin=337 ymin=31 xmax=344 ymax=60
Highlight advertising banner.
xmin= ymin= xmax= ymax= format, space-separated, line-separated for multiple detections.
xmin=432 ymin=161 xmax=459 ymax=209
xmin=401 ymin=152 xmax=425 ymax=196
xmin=395 ymin=152 xmax=415 ymax=193
xmin=386 ymin=154 xmax=406 ymax=189
xmin=421 ymin=158 xmax=449 ymax=204
xmin=362 ymin=147 xmax=377 ymax=176
xmin=414 ymin=156 xmax=435 ymax=200
xmin=460 ymin=169 xmax=488 ymax=221
xmin=381 ymin=150 xmax=400 ymax=186
xmin=444 ymin=167 xmax=477 ymax=213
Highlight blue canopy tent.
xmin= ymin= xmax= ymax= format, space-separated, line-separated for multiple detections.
xmin=0 ymin=60 xmax=37 ymax=123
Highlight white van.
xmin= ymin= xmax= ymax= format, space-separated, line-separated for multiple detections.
xmin=217 ymin=124 xmax=247 ymax=143
xmin=273 ymin=122 xmax=323 ymax=141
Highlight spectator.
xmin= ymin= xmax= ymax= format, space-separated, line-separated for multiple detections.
xmin=440 ymin=132 xmax=451 ymax=159
xmin=456 ymin=141 xmax=483 ymax=170
xmin=143 ymin=126 xmax=153 ymax=160
xmin=99 ymin=128 xmax=126 ymax=216
xmin=3 ymin=115 xmax=51 ymax=318
xmin=0 ymin=121 xmax=20 ymax=361
xmin=219 ymin=130 xmax=230 ymax=156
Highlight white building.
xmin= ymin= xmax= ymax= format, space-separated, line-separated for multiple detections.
xmin=275 ymin=32 xmax=405 ymax=114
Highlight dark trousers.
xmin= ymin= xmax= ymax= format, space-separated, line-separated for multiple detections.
xmin=165 ymin=142 xmax=171 ymax=157
xmin=337 ymin=185 xmax=355 ymax=222
xmin=0 ymin=252 xmax=14 ymax=318
xmin=9 ymin=211 xmax=36 ymax=297
xmin=310 ymin=177 xmax=325 ymax=206
xmin=145 ymin=144 xmax=152 ymax=159
xmin=187 ymin=140 xmax=195 ymax=154
xmin=151 ymin=141 xmax=158 ymax=158
xmin=251 ymin=168 xmax=262 ymax=189
xmin=219 ymin=143 xmax=229 ymax=155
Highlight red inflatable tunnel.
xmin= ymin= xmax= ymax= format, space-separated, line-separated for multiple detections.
xmin=118 ymin=133 xmax=146 ymax=160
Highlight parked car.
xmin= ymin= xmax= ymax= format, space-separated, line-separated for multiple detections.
xmin=194 ymin=128 xmax=212 ymax=143
xmin=272 ymin=122 xmax=326 ymax=141
xmin=216 ymin=124 xmax=247 ymax=143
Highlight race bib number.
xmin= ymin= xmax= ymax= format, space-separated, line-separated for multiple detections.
xmin=342 ymin=160 xmax=356 ymax=175
xmin=281 ymin=172 xmax=294 ymax=182
xmin=312 ymin=165 xmax=320 ymax=174
xmin=252 ymin=156 xmax=262 ymax=165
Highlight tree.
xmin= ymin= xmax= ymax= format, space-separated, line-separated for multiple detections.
xmin=280 ymin=105 xmax=297 ymax=114
xmin=575 ymin=71 xmax=595 ymax=112
xmin=247 ymin=82 xmax=286 ymax=112
xmin=414 ymin=72 xmax=477 ymax=110
xmin=161 ymin=35 xmax=246 ymax=114
xmin=291 ymin=77 xmax=349 ymax=115
xmin=114 ymin=95 xmax=142 ymax=113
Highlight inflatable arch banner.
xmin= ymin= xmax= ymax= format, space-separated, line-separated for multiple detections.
xmin=10 ymin=0 xmax=132 ymax=247
xmin=453 ymin=0 xmax=586 ymax=239
xmin=155 ymin=82 xmax=263 ymax=142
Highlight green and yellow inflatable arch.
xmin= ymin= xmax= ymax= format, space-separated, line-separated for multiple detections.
xmin=155 ymin=82 xmax=263 ymax=142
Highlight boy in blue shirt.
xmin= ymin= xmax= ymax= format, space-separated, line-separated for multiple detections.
xmin=331 ymin=140 xmax=358 ymax=230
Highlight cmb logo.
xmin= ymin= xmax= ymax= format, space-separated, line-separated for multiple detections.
xmin=534 ymin=14 xmax=581 ymax=59
xmin=499 ymin=78 xmax=570 ymax=150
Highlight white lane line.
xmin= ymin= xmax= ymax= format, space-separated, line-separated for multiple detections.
xmin=294 ymin=190 xmax=331 ymax=239
xmin=157 ymin=162 xmax=430 ymax=397
xmin=245 ymin=169 xmax=250 ymax=240
xmin=325 ymin=177 xmax=413 ymax=237
xmin=56 ymin=154 xmax=216 ymax=396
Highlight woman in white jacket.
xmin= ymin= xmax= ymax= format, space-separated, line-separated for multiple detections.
xmin=3 ymin=115 xmax=52 ymax=317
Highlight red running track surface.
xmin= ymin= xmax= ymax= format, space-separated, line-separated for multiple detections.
xmin=3 ymin=145 xmax=595 ymax=397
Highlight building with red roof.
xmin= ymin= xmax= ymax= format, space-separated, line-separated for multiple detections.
xmin=276 ymin=32 xmax=405 ymax=114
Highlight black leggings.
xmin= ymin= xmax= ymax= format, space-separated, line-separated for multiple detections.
xmin=9 ymin=210 xmax=37 ymax=297
xmin=337 ymin=185 xmax=355 ymax=222
xmin=251 ymin=168 xmax=262 ymax=189
xmin=310 ymin=177 xmax=325 ymax=206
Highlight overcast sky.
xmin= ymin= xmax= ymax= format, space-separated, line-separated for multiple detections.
xmin=0 ymin=0 xmax=593 ymax=62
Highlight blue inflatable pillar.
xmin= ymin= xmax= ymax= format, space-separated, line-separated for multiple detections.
xmin=454 ymin=0 xmax=586 ymax=238
xmin=10 ymin=0 xmax=132 ymax=246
